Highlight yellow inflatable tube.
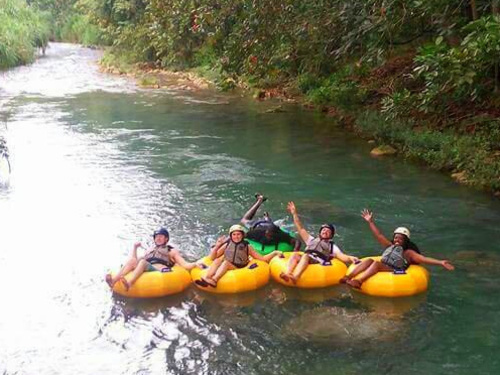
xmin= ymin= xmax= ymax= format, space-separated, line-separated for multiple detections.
xmin=346 ymin=256 xmax=430 ymax=297
xmin=112 ymin=265 xmax=192 ymax=298
xmin=270 ymin=252 xmax=348 ymax=288
xmin=191 ymin=256 xmax=270 ymax=294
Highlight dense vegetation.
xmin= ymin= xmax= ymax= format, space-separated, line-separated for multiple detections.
xmin=29 ymin=0 xmax=104 ymax=44
xmin=3 ymin=1 xmax=499 ymax=192
xmin=0 ymin=0 xmax=104 ymax=69
xmin=0 ymin=0 xmax=50 ymax=68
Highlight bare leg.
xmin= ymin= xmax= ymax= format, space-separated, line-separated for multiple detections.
xmin=280 ymin=253 xmax=300 ymax=282
xmin=290 ymin=254 xmax=311 ymax=284
xmin=106 ymin=256 xmax=139 ymax=288
xmin=241 ymin=194 xmax=266 ymax=226
xmin=347 ymin=261 xmax=392 ymax=288
xmin=340 ymin=259 xmax=374 ymax=283
xmin=202 ymin=256 xmax=224 ymax=286
xmin=122 ymin=259 xmax=149 ymax=290
xmin=212 ymin=260 xmax=236 ymax=284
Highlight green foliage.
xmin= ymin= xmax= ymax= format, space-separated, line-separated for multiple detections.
xmin=100 ymin=50 xmax=135 ymax=73
xmin=356 ymin=111 xmax=500 ymax=191
xmin=296 ymin=73 xmax=322 ymax=94
xmin=381 ymin=89 xmax=414 ymax=120
xmin=58 ymin=13 xmax=104 ymax=45
xmin=306 ymin=68 xmax=367 ymax=110
xmin=28 ymin=0 xmax=106 ymax=44
xmin=78 ymin=0 xmax=463 ymax=81
xmin=0 ymin=0 xmax=51 ymax=69
xmin=411 ymin=15 xmax=500 ymax=113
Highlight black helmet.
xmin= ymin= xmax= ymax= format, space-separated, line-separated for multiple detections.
xmin=153 ymin=227 xmax=169 ymax=238
xmin=319 ymin=223 xmax=336 ymax=237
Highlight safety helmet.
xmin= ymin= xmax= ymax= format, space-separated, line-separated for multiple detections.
xmin=319 ymin=223 xmax=336 ymax=236
xmin=153 ymin=227 xmax=170 ymax=238
xmin=393 ymin=227 xmax=410 ymax=239
xmin=229 ymin=224 xmax=247 ymax=235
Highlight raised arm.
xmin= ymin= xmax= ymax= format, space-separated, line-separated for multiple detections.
xmin=287 ymin=201 xmax=310 ymax=243
xmin=209 ymin=235 xmax=229 ymax=260
xmin=405 ymin=250 xmax=455 ymax=270
xmin=130 ymin=242 xmax=142 ymax=259
xmin=361 ymin=209 xmax=391 ymax=247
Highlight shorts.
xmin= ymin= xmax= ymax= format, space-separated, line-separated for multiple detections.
xmin=146 ymin=263 xmax=159 ymax=272
xmin=232 ymin=262 xmax=249 ymax=269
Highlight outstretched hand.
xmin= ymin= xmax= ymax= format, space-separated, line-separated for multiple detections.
xmin=287 ymin=201 xmax=297 ymax=215
xmin=441 ymin=260 xmax=455 ymax=270
xmin=349 ymin=256 xmax=360 ymax=264
xmin=361 ymin=209 xmax=373 ymax=223
xmin=215 ymin=235 xmax=228 ymax=246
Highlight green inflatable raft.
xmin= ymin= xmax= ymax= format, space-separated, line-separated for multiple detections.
xmin=246 ymin=229 xmax=297 ymax=255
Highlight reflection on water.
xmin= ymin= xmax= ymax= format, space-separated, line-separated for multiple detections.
xmin=1 ymin=43 xmax=500 ymax=374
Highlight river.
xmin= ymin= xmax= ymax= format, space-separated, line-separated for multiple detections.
xmin=1 ymin=43 xmax=499 ymax=375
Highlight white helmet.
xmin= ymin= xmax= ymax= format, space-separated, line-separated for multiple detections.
xmin=229 ymin=224 xmax=247 ymax=235
xmin=394 ymin=227 xmax=410 ymax=238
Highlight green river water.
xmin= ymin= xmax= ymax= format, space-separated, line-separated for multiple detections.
xmin=1 ymin=43 xmax=499 ymax=375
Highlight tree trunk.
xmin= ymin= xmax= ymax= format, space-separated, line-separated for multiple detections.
xmin=495 ymin=62 xmax=499 ymax=93
xmin=470 ymin=0 xmax=478 ymax=20
xmin=493 ymin=1 xmax=499 ymax=15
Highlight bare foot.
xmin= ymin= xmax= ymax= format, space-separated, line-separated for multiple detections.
xmin=121 ymin=277 xmax=131 ymax=291
xmin=105 ymin=274 xmax=114 ymax=288
xmin=279 ymin=272 xmax=290 ymax=282
xmin=347 ymin=279 xmax=362 ymax=289
xmin=289 ymin=275 xmax=298 ymax=285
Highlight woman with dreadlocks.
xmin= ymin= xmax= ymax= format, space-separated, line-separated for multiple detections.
xmin=342 ymin=209 xmax=454 ymax=288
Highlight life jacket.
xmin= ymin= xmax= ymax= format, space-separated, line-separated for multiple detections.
xmin=381 ymin=245 xmax=409 ymax=270
xmin=305 ymin=237 xmax=335 ymax=262
xmin=145 ymin=244 xmax=175 ymax=268
xmin=224 ymin=239 xmax=250 ymax=267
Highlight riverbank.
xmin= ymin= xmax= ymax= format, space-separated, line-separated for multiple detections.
xmin=99 ymin=50 xmax=500 ymax=197
xmin=99 ymin=53 xmax=214 ymax=92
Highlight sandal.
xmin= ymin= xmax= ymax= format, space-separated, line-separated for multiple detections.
xmin=254 ymin=193 xmax=268 ymax=202
xmin=195 ymin=279 xmax=209 ymax=288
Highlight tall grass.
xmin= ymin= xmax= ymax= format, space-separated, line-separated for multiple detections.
xmin=56 ymin=13 xmax=104 ymax=46
xmin=0 ymin=0 xmax=51 ymax=69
